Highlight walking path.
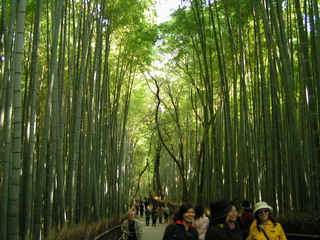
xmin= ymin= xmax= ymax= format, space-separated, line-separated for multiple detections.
xmin=138 ymin=216 xmax=168 ymax=240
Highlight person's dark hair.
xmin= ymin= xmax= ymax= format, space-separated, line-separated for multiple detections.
xmin=178 ymin=203 xmax=194 ymax=221
xmin=172 ymin=208 xmax=179 ymax=222
xmin=195 ymin=205 xmax=204 ymax=220
xmin=229 ymin=201 xmax=239 ymax=211
xmin=254 ymin=210 xmax=277 ymax=229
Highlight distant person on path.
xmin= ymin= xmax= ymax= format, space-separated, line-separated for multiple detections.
xmin=144 ymin=197 xmax=150 ymax=208
xmin=237 ymin=200 xmax=254 ymax=239
xmin=152 ymin=206 xmax=158 ymax=226
xmin=205 ymin=198 xmax=233 ymax=240
xmin=145 ymin=206 xmax=151 ymax=226
xmin=194 ymin=205 xmax=209 ymax=240
xmin=158 ymin=206 xmax=164 ymax=224
xmin=247 ymin=201 xmax=287 ymax=240
xmin=135 ymin=200 xmax=140 ymax=216
xmin=163 ymin=203 xmax=199 ymax=240
xmin=139 ymin=202 xmax=144 ymax=217
xmin=225 ymin=201 xmax=243 ymax=240
xmin=163 ymin=205 xmax=170 ymax=223
xmin=121 ymin=211 xmax=143 ymax=240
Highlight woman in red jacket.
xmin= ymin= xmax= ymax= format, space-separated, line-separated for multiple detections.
xmin=163 ymin=203 xmax=199 ymax=240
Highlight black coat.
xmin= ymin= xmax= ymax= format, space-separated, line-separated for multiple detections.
xmin=224 ymin=222 xmax=244 ymax=240
xmin=205 ymin=223 xmax=233 ymax=240
xmin=163 ymin=221 xmax=199 ymax=240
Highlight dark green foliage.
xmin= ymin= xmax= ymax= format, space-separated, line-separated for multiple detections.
xmin=279 ymin=213 xmax=320 ymax=235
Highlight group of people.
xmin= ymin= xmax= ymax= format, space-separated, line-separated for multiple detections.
xmin=163 ymin=199 xmax=286 ymax=240
xmin=121 ymin=198 xmax=287 ymax=240
xmin=135 ymin=198 xmax=150 ymax=217
xmin=121 ymin=203 xmax=170 ymax=240
xmin=144 ymin=205 xmax=170 ymax=226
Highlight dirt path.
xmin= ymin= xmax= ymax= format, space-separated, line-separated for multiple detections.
xmin=138 ymin=216 xmax=168 ymax=240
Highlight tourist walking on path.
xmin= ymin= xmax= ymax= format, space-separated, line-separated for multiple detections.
xmin=158 ymin=206 xmax=164 ymax=224
xmin=144 ymin=197 xmax=150 ymax=208
xmin=237 ymin=200 xmax=254 ymax=239
xmin=247 ymin=201 xmax=287 ymax=240
xmin=145 ymin=206 xmax=151 ymax=226
xmin=205 ymin=198 xmax=233 ymax=240
xmin=225 ymin=201 xmax=243 ymax=240
xmin=163 ymin=205 xmax=170 ymax=223
xmin=152 ymin=206 xmax=158 ymax=226
xmin=194 ymin=205 xmax=209 ymax=240
xmin=163 ymin=203 xmax=199 ymax=240
xmin=139 ymin=202 xmax=144 ymax=217
xmin=121 ymin=211 xmax=143 ymax=240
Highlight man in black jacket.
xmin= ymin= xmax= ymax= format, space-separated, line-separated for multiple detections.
xmin=205 ymin=198 xmax=233 ymax=240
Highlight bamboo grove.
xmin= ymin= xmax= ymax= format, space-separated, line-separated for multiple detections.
xmin=0 ymin=0 xmax=319 ymax=239
xmin=155 ymin=0 xmax=320 ymax=211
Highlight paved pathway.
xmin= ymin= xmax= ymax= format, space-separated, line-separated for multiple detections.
xmin=138 ymin=216 xmax=168 ymax=240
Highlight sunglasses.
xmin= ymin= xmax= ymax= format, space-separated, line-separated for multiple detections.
xmin=258 ymin=209 xmax=269 ymax=214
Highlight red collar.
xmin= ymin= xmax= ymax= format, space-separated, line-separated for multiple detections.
xmin=176 ymin=220 xmax=195 ymax=228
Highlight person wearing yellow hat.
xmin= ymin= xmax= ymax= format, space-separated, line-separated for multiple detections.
xmin=246 ymin=201 xmax=287 ymax=240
